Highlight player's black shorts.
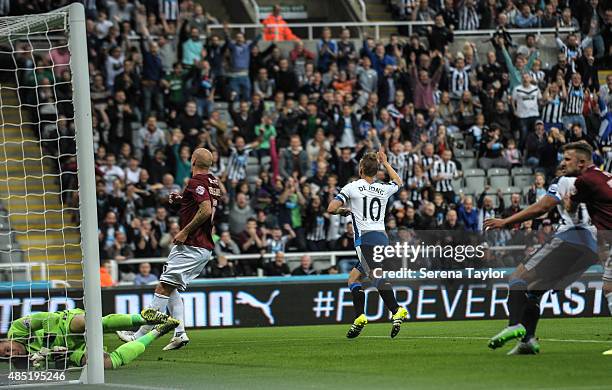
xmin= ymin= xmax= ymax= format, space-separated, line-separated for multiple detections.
xmin=523 ymin=237 xmax=598 ymax=290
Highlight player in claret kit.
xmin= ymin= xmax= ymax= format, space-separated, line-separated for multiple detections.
xmin=327 ymin=150 xmax=408 ymax=339
xmin=117 ymin=148 xmax=223 ymax=351
xmin=0 ymin=308 xmax=177 ymax=369
xmin=560 ymin=142 xmax=612 ymax=355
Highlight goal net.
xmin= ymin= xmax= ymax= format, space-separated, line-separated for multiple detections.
xmin=0 ymin=4 xmax=103 ymax=385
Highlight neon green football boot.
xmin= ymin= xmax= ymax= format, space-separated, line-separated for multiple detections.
xmin=488 ymin=324 xmax=526 ymax=350
xmin=390 ymin=307 xmax=408 ymax=338
xmin=346 ymin=314 xmax=368 ymax=339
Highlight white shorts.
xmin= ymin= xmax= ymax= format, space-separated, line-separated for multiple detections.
xmin=604 ymin=247 xmax=612 ymax=283
xmin=159 ymin=244 xmax=212 ymax=291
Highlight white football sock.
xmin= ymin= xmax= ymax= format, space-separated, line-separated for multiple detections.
xmin=168 ymin=290 xmax=185 ymax=336
xmin=134 ymin=292 xmax=169 ymax=339
xmin=606 ymin=292 xmax=612 ymax=316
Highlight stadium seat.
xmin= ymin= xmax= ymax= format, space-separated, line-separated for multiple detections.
xmin=513 ymin=175 xmax=533 ymax=188
xmin=457 ymin=157 xmax=476 ymax=170
xmin=489 ymin=175 xmax=511 ymax=189
xmin=511 ymin=167 xmax=533 ymax=175
xmin=248 ymin=156 xmax=259 ymax=165
xmin=487 ymin=168 xmax=510 ymax=176
xmin=0 ymin=233 xmax=11 ymax=250
xmin=245 ymin=165 xmax=260 ymax=177
xmin=0 ymin=212 xmax=8 ymax=231
xmin=451 ymin=177 xmax=463 ymax=190
xmin=455 ymin=149 xmax=475 ymax=158
xmin=463 ymin=168 xmax=485 ymax=177
xmin=465 ymin=176 xmax=486 ymax=195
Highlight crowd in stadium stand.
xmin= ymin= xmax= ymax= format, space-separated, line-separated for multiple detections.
xmin=3 ymin=1 xmax=612 ymax=284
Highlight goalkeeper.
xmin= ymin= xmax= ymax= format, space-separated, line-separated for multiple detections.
xmin=0 ymin=308 xmax=178 ymax=369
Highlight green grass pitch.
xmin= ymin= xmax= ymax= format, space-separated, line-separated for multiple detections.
xmin=88 ymin=317 xmax=612 ymax=390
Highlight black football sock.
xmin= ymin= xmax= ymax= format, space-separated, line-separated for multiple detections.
xmin=349 ymin=282 xmax=365 ymax=318
xmin=521 ymin=291 xmax=544 ymax=341
xmin=376 ymin=280 xmax=399 ymax=315
xmin=507 ymin=279 xmax=528 ymax=326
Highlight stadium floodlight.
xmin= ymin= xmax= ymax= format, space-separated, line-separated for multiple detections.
xmin=0 ymin=3 xmax=103 ymax=385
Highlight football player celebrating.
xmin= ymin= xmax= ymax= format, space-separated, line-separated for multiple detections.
xmin=328 ymin=149 xmax=408 ymax=339
xmin=119 ymin=148 xmax=222 ymax=350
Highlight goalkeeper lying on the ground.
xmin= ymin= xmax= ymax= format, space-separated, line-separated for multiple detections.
xmin=0 ymin=308 xmax=177 ymax=369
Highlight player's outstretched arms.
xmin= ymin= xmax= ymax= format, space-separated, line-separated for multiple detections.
xmin=483 ymin=195 xmax=558 ymax=230
xmin=378 ymin=149 xmax=403 ymax=187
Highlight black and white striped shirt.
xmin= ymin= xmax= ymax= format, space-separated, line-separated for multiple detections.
xmin=541 ymin=93 xmax=565 ymax=124
xmin=528 ymin=70 xmax=546 ymax=84
xmin=555 ymin=37 xmax=592 ymax=73
xmin=407 ymin=175 xmax=427 ymax=204
xmin=226 ymin=146 xmax=253 ymax=182
xmin=458 ymin=6 xmax=479 ymax=30
xmin=600 ymin=124 xmax=612 ymax=173
xmin=388 ymin=152 xmax=419 ymax=182
xmin=387 ymin=151 xmax=408 ymax=183
xmin=306 ymin=215 xmax=327 ymax=241
xmin=159 ymin=0 xmax=179 ymax=21
xmin=398 ymin=0 xmax=417 ymax=18
xmin=0 ymin=0 xmax=10 ymax=15
xmin=420 ymin=155 xmax=438 ymax=183
xmin=432 ymin=160 xmax=457 ymax=192
xmin=565 ymin=84 xmax=585 ymax=115
xmin=449 ymin=66 xmax=471 ymax=99
xmin=404 ymin=153 xmax=420 ymax=180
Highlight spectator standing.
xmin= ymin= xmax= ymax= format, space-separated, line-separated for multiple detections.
xmin=107 ymin=90 xmax=138 ymax=149
xmin=138 ymin=14 xmax=164 ymax=120
xmin=182 ymin=27 xmax=203 ymax=68
xmin=223 ymin=23 xmax=262 ymax=101
xmin=262 ymin=5 xmax=299 ymax=42
xmin=432 ymin=150 xmax=458 ymax=204
xmin=563 ymin=72 xmax=587 ymax=131
xmin=427 ymin=14 xmax=454 ymax=54
xmin=316 ymin=28 xmax=337 ymax=73
xmin=458 ymin=0 xmax=479 ymax=30
xmin=511 ymin=73 xmax=542 ymax=143
xmin=136 ymin=116 xmax=167 ymax=160
xmin=541 ymin=80 xmax=567 ymax=131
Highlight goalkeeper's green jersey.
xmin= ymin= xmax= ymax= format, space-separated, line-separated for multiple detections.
xmin=7 ymin=309 xmax=85 ymax=355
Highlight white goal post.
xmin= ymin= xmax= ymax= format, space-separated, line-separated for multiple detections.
xmin=68 ymin=3 xmax=104 ymax=384
xmin=0 ymin=3 xmax=104 ymax=385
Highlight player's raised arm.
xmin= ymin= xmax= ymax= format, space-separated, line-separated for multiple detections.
xmin=378 ymin=149 xmax=403 ymax=187
xmin=483 ymin=195 xmax=558 ymax=230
